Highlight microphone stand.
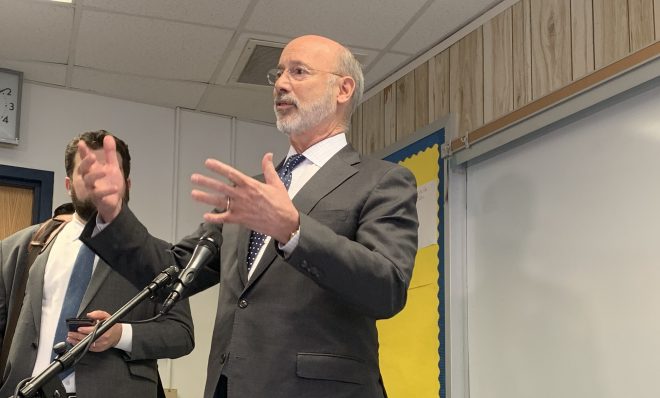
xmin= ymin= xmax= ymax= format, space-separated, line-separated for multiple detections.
xmin=14 ymin=266 xmax=180 ymax=398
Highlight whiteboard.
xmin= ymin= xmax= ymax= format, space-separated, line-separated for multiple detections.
xmin=463 ymin=80 xmax=660 ymax=398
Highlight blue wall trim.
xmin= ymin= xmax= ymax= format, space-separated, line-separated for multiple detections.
xmin=0 ymin=164 xmax=54 ymax=224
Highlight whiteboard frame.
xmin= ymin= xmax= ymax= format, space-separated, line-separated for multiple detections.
xmin=445 ymin=56 xmax=660 ymax=398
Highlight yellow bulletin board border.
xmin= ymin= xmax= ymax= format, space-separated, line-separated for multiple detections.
xmin=376 ymin=116 xmax=447 ymax=398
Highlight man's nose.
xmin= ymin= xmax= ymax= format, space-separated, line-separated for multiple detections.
xmin=274 ymin=72 xmax=293 ymax=91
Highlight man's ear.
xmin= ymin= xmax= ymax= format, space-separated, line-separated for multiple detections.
xmin=65 ymin=177 xmax=72 ymax=195
xmin=336 ymin=76 xmax=355 ymax=106
xmin=126 ymin=177 xmax=132 ymax=191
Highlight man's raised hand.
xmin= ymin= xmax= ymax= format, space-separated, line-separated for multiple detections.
xmin=77 ymin=135 xmax=125 ymax=223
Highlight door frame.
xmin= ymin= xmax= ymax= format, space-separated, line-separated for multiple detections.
xmin=0 ymin=164 xmax=54 ymax=224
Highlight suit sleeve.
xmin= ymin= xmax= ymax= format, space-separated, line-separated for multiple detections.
xmin=0 ymin=238 xmax=7 ymax=349
xmin=0 ymin=226 xmax=38 ymax=350
xmin=80 ymin=206 xmax=223 ymax=299
xmin=123 ymin=298 xmax=195 ymax=361
xmin=285 ymin=164 xmax=419 ymax=319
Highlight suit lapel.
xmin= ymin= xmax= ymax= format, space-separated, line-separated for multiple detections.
xmin=290 ymin=146 xmax=360 ymax=215
xmin=244 ymin=239 xmax=278 ymax=289
xmin=243 ymin=146 xmax=360 ymax=289
xmin=78 ymin=258 xmax=111 ymax=316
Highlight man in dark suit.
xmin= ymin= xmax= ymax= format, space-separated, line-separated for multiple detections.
xmin=77 ymin=35 xmax=419 ymax=398
xmin=0 ymin=131 xmax=194 ymax=397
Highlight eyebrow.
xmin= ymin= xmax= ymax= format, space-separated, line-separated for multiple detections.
xmin=276 ymin=60 xmax=310 ymax=69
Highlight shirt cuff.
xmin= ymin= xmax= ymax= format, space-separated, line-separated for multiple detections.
xmin=278 ymin=227 xmax=300 ymax=256
xmin=115 ymin=323 xmax=133 ymax=353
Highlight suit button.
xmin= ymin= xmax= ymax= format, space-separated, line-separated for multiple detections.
xmin=220 ymin=353 xmax=227 ymax=364
xmin=238 ymin=299 xmax=248 ymax=309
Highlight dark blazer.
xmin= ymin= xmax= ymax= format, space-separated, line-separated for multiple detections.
xmin=0 ymin=224 xmax=195 ymax=398
xmin=81 ymin=145 xmax=419 ymax=398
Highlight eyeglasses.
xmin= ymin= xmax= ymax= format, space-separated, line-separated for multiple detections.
xmin=266 ymin=65 xmax=344 ymax=85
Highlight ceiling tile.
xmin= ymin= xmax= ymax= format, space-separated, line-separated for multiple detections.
xmin=71 ymin=67 xmax=207 ymax=109
xmin=245 ymin=0 xmax=429 ymax=50
xmin=0 ymin=1 xmax=72 ymax=63
xmin=0 ymin=59 xmax=67 ymax=86
xmin=365 ymin=53 xmax=412 ymax=88
xmin=83 ymin=0 xmax=250 ymax=28
xmin=76 ymin=10 xmax=233 ymax=81
xmin=200 ymin=85 xmax=275 ymax=124
xmin=392 ymin=0 xmax=501 ymax=54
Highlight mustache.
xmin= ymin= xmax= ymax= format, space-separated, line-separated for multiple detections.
xmin=275 ymin=94 xmax=298 ymax=106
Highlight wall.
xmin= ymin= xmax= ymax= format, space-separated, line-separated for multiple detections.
xmin=0 ymin=82 xmax=288 ymax=398
xmin=0 ymin=82 xmax=175 ymax=235
xmin=348 ymin=1 xmax=659 ymax=396
xmin=349 ymin=0 xmax=660 ymax=154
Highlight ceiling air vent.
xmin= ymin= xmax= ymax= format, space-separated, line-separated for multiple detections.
xmin=230 ymin=39 xmax=285 ymax=87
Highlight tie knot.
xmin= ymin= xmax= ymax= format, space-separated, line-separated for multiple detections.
xmin=279 ymin=154 xmax=306 ymax=176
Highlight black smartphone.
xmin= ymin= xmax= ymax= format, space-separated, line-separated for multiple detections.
xmin=66 ymin=317 xmax=95 ymax=332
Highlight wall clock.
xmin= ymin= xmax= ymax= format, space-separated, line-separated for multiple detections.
xmin=0 ymin=68 xmax=23 ymax=145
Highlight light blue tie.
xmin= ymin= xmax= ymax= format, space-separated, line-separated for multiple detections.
xmin=246 ymin=154 xmax=306 ymax=272
xmin=51 ymin=244 xmax=95 ymax=379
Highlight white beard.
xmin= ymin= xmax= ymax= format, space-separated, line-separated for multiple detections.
xmin=275 ymin=85 xmax=336 ymax=136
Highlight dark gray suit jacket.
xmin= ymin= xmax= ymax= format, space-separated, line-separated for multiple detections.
xmin=0 ymin=223 xmax=195 ymax=398
xmin=81 ymin=145 xmax=419 ymax=398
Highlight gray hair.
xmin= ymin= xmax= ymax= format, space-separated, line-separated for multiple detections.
xmin=335 ymin=47 xmax=364 ymax=118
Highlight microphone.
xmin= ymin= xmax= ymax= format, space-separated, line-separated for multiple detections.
xmin=161 ymin=232 xmax=219 ymax=314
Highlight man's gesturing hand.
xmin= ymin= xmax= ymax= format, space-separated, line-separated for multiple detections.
xmin=77 ymin=135 xmax=125 ymax=223
xmin=191 ymin=153 xmax=299 ymax=243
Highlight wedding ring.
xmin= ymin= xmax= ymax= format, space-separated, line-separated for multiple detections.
xmin=226 ymin=196 xmax=231 ymax=212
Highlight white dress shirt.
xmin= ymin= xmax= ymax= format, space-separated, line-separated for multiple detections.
xmin=247 ymin=133 xmax=348 ymax=280
xmin=31 ymin=213 xmax=132 ymax=392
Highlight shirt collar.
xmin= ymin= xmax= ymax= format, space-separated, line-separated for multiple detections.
xmin=60 ymin=212 xmax=86 ymax=243
xmin=286 ymin=133 xmax=347 ymax=168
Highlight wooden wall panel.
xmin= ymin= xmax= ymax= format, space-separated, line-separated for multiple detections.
xmin=414 ymin=62 xmax=430 ymax=130
xmin=449 ymin=27 xmax=484 ymax=138
xmin=396 ymin=70 xmax=416 ymax=139
xmin=362 ymin=91 xmax=384 ymax=155
xmin=530 ymin=0 xmax=572 ymax=99
xmin=349 ymin=103 xmax=363 ymax=153
xmin=571 ymin=0 xmax=595 ymax=79
xmin=347 ymin=109 xmax=355 ymax=147
xmin=361 ymin=0 xmax=656 ymax=152
xmin=429 ymin=50 xmax=450 ymax=124
xmin=383 ymin=83 xmax=397 ymax=148
xmin=656 ymin=0 xmax=660 ymax=40
xmin=629 ymin=0 xmax=655 ymax=51
xmin=483 ymin=8 xmax=514 ymax=123
xmin=0 ymin=185 xmax=33 ymax=240
xmin=512 ymin=0 xmax=533 ymax=109
xmin=594 ymin=0 xmax=630 ymax=68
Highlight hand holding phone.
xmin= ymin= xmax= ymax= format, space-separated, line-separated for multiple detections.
xmin=66 ymin=317 xmax=95 ymax=332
